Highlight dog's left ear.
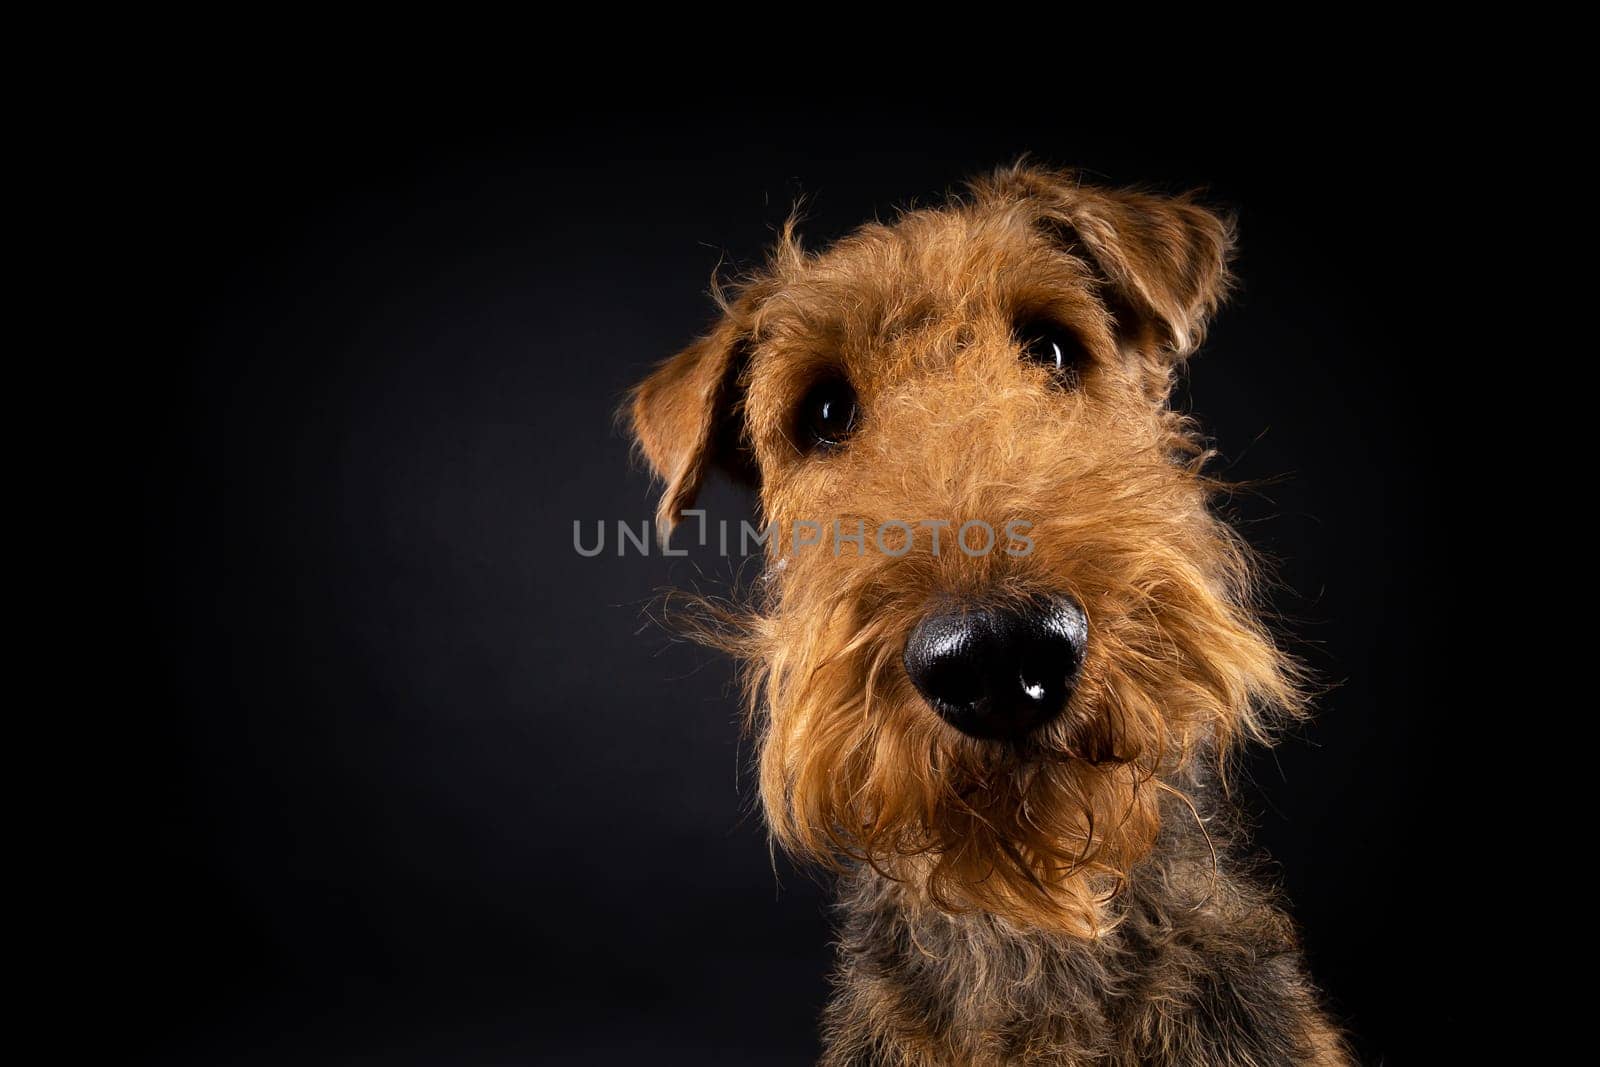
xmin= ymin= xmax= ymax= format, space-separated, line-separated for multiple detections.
xmin=629 ymin=308 xmax=751 ymax=537
xmin=989 ymin=167 xmax=1235 ymax=362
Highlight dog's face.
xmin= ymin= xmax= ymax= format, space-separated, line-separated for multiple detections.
xmin=631 ymin=166 xmax=1300 ymax=937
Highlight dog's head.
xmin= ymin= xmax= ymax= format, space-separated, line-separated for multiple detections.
xmin=629 ymin=164 xmax=1301 ymax=937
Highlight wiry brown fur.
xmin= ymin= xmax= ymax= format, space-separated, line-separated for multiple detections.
xmin=822 ymin=779 xmax=1347 ymax=1066
xmin=630 ymin=163 xmax=1350 ymax=1064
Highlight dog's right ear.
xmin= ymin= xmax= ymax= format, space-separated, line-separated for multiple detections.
xmin=629 ymin=310 xmax=752 ymax=537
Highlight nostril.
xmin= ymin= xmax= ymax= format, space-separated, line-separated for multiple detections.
xmin=1023 ymin=601 xmax=1086 ymax=676
xmin=903 ymin=614 xmax=989 ymax=711
xmin=923 ymin=654 xmax=986 ymax=708
xmin=1017 ymin=629 xmax=1080 ymax=710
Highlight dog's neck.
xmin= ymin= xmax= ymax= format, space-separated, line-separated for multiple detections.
xmin=819 ymin=785 xmax=1335 ymax=1065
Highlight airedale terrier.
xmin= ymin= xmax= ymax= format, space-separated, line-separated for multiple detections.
xmin=630 ymin=164 xmax=1350 ymax=1065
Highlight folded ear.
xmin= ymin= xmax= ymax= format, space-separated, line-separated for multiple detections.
xmin=629 ymin=309 xmax=750 ymax=536
xmin=983 ymin=165 xmax=1235 ymax=361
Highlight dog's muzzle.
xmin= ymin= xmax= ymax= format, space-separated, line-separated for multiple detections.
xmin=903 ymin=594 xmax=1087 ymax=741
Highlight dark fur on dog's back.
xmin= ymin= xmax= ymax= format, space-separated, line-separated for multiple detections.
xmin=823 ymin=774 xmax=1344 ymax=1065
xmin=630 ymin=163 xmax=1349 ymax=1064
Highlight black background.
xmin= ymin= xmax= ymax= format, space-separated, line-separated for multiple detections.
xmin=123 ymin=93 xmax=1460 ymax=1064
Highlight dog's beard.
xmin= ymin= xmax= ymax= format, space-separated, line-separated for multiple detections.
xmin=696 ymin=508 xmax=1299 ymax=940
xmin=748 ymin=596 xmax=1168 ymax=939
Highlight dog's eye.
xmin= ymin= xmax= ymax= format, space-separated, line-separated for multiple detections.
xmin=1017 ymin=320 xmax=1089 ymax=384
xmin=797 ymin=377 xmax=860 ymax=450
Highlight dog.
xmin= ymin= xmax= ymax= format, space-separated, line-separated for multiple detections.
xmin=629 ymin=163 xmax=1350 ymax=1065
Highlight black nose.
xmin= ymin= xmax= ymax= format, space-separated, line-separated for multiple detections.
xmin=903 ymin=595 xmax=1088 ymax=741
